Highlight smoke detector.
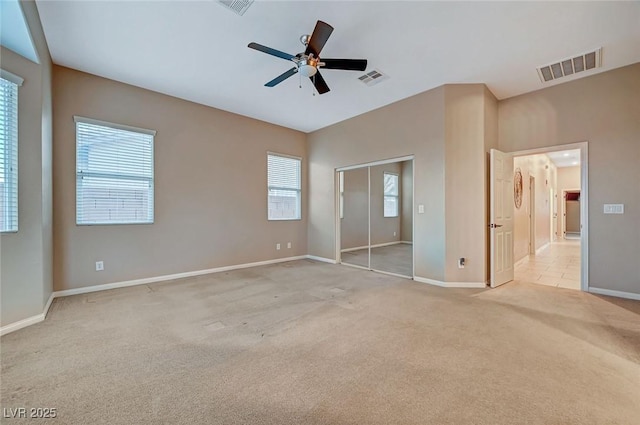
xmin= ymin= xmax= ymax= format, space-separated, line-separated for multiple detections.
xmin=537 ymin=48 xmax=602 ymax=83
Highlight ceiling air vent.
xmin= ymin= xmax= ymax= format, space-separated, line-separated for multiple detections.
xmin=537 ymin=48 xmax=601 ymax=83
xmin=358 ymin=69 xmax=389 ymax=86
xmin=217 ymin=0 xmax=253 ymax=16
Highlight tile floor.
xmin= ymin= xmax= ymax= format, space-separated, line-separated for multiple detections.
xmin=514 ymin=239 xmax=581 ymax=290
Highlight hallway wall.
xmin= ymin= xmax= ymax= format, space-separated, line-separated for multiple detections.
xmin=513 ymin=154 xmax=557 ymax=263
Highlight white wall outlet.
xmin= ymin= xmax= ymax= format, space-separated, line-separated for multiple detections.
xmin=393 ymin=231 xmax=397 ymax=237
xmin=458 ymin=258 xmax=465 ymax=269
xmin=95 ymin=261 xmax=104 ymax=271
xmin=276 ymin=243 xmax=281 ymax=250
xmin=418 ymin=204 xmax=425 ymax=214
xmin=287 ymin=242 xmax=291 ymax=249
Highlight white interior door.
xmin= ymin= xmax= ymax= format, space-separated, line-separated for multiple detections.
xmin=490 ymin=149 xmax=515 ymax=288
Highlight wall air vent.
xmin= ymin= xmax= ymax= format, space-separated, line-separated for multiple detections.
xmin=537 ymin=48 xmax=602 ymax=83
xmin=358 ymin=69 xmax=389 ymax=86
xmin=217 ymin=0 xmax=254 ymax=16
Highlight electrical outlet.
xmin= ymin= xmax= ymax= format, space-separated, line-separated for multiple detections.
xmin=95 ymin=261 xmax=104 ymax=271
xmin=458 ymin=258 xmax=465 ymax=269
xmin=393 ymin=231 xmax=396 ymax=237
xmin=276 ymin=243 xmax=281 ymax=250
xmin=287 ymin=242 xmax=291 ymax=249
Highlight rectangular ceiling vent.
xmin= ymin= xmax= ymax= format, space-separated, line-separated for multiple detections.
xmin=537 ymin=48 xmax=602 ymax=83
xmin=217 ymin=0 xmax=254 ymax=16
xmin=358 ymin=69 xmax=389 ymax=86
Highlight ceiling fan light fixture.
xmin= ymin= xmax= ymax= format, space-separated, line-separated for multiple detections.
xmin=299 ymin=63 xmax=317 ymax=77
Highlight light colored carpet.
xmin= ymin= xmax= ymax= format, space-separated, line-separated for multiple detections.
xmin=341 ymin=243 xmax=413 ymax=276
xmin=1 ymin=259 xmax=639 ymax=424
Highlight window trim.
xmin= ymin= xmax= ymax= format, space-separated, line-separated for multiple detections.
xmin=0 ymin=71 xmax=22 ymax=233
xmin=267 ymin=151 xmax=302 ymax=221
xmin=75 ymin=116 xmax=156 ymax=226
xmin=383 ymin=172 xmax=399 ymax=218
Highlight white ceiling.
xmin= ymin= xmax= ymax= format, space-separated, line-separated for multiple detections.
xmin=1 ymin=0 xmax=39 ymax=63
xmin=547 ymin=149 xmax=581 ymax=168
xmin=35 ymin=1 xmax=640 ymax=133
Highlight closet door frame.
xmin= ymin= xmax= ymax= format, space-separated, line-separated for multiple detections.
xmin=335 ymin=155 xmax=414 ymax=277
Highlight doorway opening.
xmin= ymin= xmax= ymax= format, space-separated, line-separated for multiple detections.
xmin=335 ymin=156 xmax=414 ymax=279
xmin=511 ymin=146 xmax=585 ymax=291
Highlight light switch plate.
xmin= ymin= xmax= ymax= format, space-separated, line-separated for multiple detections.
xmin=603 ymin=204 xmax=624 ymax=214
xmin=418 ymin=204 xmax=425 ymax=214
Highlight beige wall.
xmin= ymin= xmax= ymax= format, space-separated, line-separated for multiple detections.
xmin=444 ymin=85 xmax=488 ymax=283
xmin=308 ymin=86 xmax=446 ymax=280
xmin=500 ymin=63 xmax=640 ymax=294
xmin=513 ymin=154 xmax=557 ymax=262
xmin=557 ymin=166 xmax=581 ymax=238
xmin=0 ymin=1 xmax=53 ymax=326
xmin=309 ymin=84 xmax=494 ymax=284
xmin=565 ymin=200 xmax=580 ymax=233
xmin=53 ymin=66 xmax=307 ymax=291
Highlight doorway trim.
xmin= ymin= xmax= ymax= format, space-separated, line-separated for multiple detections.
xmin=335 ymin=155 xmax=415 ymax=279
xmin=509 ymin=141 xmax=589 ymax=291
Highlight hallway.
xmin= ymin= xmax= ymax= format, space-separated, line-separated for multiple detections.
xmin=514 ymin=240 xmax=581 ymax=290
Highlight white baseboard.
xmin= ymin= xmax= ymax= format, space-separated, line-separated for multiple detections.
xmin=535 ymin=242 xmax=550 ymax=255
xmin=306 ymin=255 xmax=337 ymax=264
xmin=0 ymin=312 xmax=46 ymax=336
xmin=588 ymin=287 xmax=640 ymax=301
xmin=43 ymin=291 xmax=54 ymax=318
xmin=514 ymin=256 xmax=529 ymax=267
xmin=0 ymin=292 xmax=55 ymax=337
xmin=54 ymin=255 xmax=308 ymax=298
xmin=1 ymin=256 xmax=308 ymax=335
xmin=401 ymin=241 xmax=413 ymax=245
xmin=340 ymin=245 xmax=368 ymax=253
xmin=414 ymin=276 xmax=487 ymax=288
xmin=341 ymin=241 xmax=404 ymax=253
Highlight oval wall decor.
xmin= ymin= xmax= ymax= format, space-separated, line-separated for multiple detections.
xmin=514 ymin=168 xmax=523 ymax=209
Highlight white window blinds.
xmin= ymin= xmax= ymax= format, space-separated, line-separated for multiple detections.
xmin=75 ymin=117 xmax=155 ymax=225
xmin=268 ymin=153 xmax=301 ymax=220
xmin=383 ymin=172 xmax=399 ymax=218
xmin=0 ymin=75 xmax=19 ymax=233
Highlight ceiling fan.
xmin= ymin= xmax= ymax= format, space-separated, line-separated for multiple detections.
xmin=248 ymin=20 xmax=367 ymax=95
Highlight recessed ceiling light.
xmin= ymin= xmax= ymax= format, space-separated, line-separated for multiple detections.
xmin=563 ymin=153 xmax=570 ymax=157
xmin=572 ymin=161 xmax=578 ymax=165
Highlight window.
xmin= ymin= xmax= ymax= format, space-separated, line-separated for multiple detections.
xmin=268 ymin=153 xmax=301 ymax=220
xmin=383 ymin=172 xmax=399 ymax=217
xmin=0 ymin=71 xmax=21 ymax=233
xmin=75 ymin=117 xmax=155 ymax=225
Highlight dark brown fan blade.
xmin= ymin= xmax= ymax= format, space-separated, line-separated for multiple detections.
xmin=248 ymin=42 xmax=295 ymax=61
xmin=321 ymin=59 xmax=368 ymax=71
xmin=305 ymin=20 xmax=334 ymax=57
xmin=265 ymin=67 xmax=298 ymax=87
xmin=310 ymin=71 xmax=330 ymax=95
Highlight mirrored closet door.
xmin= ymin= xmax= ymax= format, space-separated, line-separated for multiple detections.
xmin=339 ymin=159 xmax=413 ymax=278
